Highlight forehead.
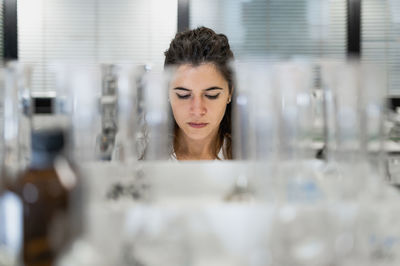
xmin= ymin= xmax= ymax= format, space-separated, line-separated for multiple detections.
xmin=170 ymin=63 xmax=228 ymax=90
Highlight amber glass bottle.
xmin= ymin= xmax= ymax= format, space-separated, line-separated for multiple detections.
xmin=15 ymin=129 xmax=70 ymax=266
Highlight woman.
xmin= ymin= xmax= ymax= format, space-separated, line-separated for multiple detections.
xmin=164 ymin=26 xmax=234 ymax=160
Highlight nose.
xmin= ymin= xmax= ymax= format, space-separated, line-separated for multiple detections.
xmin=190 ymin=96 xmax=206 ymax=117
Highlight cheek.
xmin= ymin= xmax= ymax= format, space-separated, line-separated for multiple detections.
xmin=170 ymin=100 xmax=187 ymax=121
xmin=209 ymin=101 xmax=228 ymax=123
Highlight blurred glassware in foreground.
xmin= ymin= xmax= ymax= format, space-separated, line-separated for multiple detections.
xmin=321 ymin=60 xmax=386 ymax=199
xmin=97 ymin=64 xmax=119 ymax=160
xmin=53 ymin=63 xmax=102 ymax=162
xmin=0 ymin=179 xmax=23 ymax=266
xmin=53 ymin=63 xmax=172 ymax=163
xmin=112 ymin=65 xmax=148 ymax=163
xmin=2 ymin=62 xmax=33 ymax=182
xmin=0 ymin=58 xmax=394 ymax=266
xmin=140 ymin=66 xmax=172 ymax=160
xmin=14 ymin=129 xmax=72 ymax=266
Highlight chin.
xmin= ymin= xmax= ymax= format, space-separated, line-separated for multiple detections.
xmin=184 ymin=129 xmax=210 ymax=140
xmin=186 ymin=133 xmax=209 ymax=141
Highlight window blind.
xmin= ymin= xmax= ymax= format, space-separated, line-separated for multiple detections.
xmin=18 ymin=0 xmax=177 ymax=96
xmin=189 ymin=0 xmax=346 ymax=60
xmin=362 ymin=0 xmax=400 ymax=96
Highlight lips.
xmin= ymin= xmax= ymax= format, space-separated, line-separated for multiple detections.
xmin=188 ymin=122 xmax=208 ymax=128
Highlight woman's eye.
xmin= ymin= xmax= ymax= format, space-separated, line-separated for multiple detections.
xmin=205 ymin=93 xmax=220 ymax=100
xmin=176 ymin=94 xmax=191 ymax=99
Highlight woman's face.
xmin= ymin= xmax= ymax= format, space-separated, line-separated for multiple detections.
xmin=169 ymin=63 xmax=231 ymax=142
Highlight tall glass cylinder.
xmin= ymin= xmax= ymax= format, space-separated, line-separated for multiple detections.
xmin=113 ymin=64 xmax=149 ymax=162
xmin=232 ymin=60 xmax=281 ymax=202
xmin=2 ymin=62 xmax=33 ymax=181
xmin=0 ymin=62 xmax=32 ymax=266
xmin=275 ymin=61 xmax=314 ymax=161
xmin=54 ymin=64 xmax=102 ymax=162
xmin=320 ymin=60 xmax=361 ymax=199
xmin=335 ymin=62 xmax=361 ymax=163
xmin=0 ymin=67 xmax=4 ymax=176
xmin=141 ymin=67 xmax=172 ymax=160
xmin=53 ymin=64 xmax=107 ymax=266
xmin=274 ymin=60 xmax=321 ymax=204
xmin=233 ymin=61 xmax=280 ymax=161
xmin=359 ymin=63 xmax=386 ymax=179
xmin=320 ymin=60 xmax=387 ymax=199
xmin=232 ymin=61 xmax=255 ymax=160
xmin=95 ymin=64 xmax=119 ymax=161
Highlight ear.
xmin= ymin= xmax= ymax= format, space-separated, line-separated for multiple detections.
xmin=228 ymin=86 xmax=234 ymax=103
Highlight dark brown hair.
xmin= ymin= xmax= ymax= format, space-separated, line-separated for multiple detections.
xmin=164 ymin=26 xmax=234 ymax=159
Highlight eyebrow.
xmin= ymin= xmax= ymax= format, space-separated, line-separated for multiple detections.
xmin=173 ymin=86 xmax=223 ymax=92
xmin=173 ymin=87 xmax=190 ymax=92
xmin=205 ymin=87 xmax=223 ymax=91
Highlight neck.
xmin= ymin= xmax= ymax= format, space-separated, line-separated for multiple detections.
xmin=175 ymin=130 xmax=221 ymax=160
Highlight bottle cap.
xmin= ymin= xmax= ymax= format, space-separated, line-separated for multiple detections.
xmin=31 ymin=129 xmax=65 ymax=153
